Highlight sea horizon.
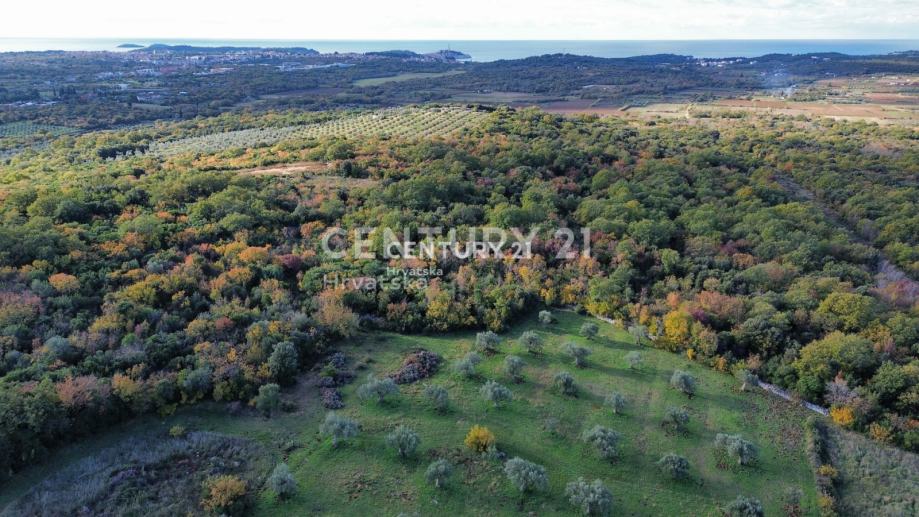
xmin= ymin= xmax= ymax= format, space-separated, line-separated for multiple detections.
xmin=1 ymin=38 xmax=917 ymax=61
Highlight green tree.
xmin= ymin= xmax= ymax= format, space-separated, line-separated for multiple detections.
xmin=565 ymin=477 xmax=613 ymax=516
xmin=385 ymin=424 xmax=420 ymax=458
xmin=255 ymin=383 xmax=280 ymax=417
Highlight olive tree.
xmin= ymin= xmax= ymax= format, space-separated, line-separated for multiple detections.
xmin=564 ymin=342 xmax=592 ymax=368
xmin=481 ymin=380 xmax=513 ymax=407
xmin=504 ymin=457 xmax=548 ymax=494
xmin=581 ymin=425 xmax=622 ymax=461
xmin=663 ymin=406 xmax=689 ymax=432
xmin=320 ymin=412 xmax=359 ymax=447
xmin=385 ymin=424 xmax=420 ymax=458
xmin=656 ymin=453 xmax=690 ymax=480
xmin=670 ymin=370 xmax=697 ymax=398
xmin=725 ymin=495 xmax=764 ymax=517
xmin=357 ymin=375 xmax=399 ymax=404
xmin=475 ymin=331 xmax=501 ymax=354
xmin=453 ymin=352 xmax=482 ymax=378
xmin=423 ymin=384 xmax=449 ymax=412
xmin=624 ymin=351 xmax=642 ymax=370
xmin=715 ymin=433 xmax=758 ymax=466
xmin=565 ymin=477 xmax=613 ymax=516
xmin=580 ymin=322 xmax=599 ymax=340
xmin=519 ymin=331 xmax=544 ymax=355
xmin=627 ymin=324 xmax=648 ymax=345
xmin=605 ymin=392 xmax=627 ymax=414
xmin=554 ymin=371 xmax=577 ymax=396
xmin=425 ymin=459 xmax=454 ymax=489
xmin=267 ymin=463 xmax=297 ymax=500
xmin=538 ymin=310 xmax=553 ymax=326
xmin=504 ymin=355 xmax=525 ymax=383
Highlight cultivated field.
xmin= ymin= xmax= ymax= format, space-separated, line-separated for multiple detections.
xmin=0 ymin=121 xmax=77 ymax=137
xmin=1 ymin=311 xmax=823 ymax=516
xmin=147 ymin=106 xmax=487 ymax=157
xmin=354 ymin=71 xmax=466 ymax=87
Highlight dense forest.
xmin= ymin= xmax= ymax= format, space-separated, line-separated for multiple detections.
xmin=1 ymin=104 xmax=918 ymax=484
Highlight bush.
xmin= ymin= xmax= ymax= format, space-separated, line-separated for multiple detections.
xmin=425 ymin=459 xmax=454 ymax=489
xmin=565 ymin=477 xmax=613 ymax=516
xmin=663 ymin=406 xmax=690 ymax=432
xmin=475 ymin=331 xmax=501 ymax=353
xmin=580 ymin=322 xmax=599 ymax=339
xmin=320 ymin=387 xmax=343 ymax=409
xmin=657 ymin=453 xmax=690 ymax=480
xmin=504 ymin=457 xmax=548 ymax=493
xmin=202 ymin=474 xmax=248 ymax=515
xmin=169 ymin=425 xmax=187 ymax=438
xmin=725 ymin=495 xmax=764 ymax=517
xmin=581 ymin=425 xmax=622 ymax=461
xmin=390 ymin=349 xmax=441 ymax=384
xmin=736 ymin=369 xmax=757 ymax=391
xmin=554 ymin=371 xmax=577 ymax=396
xmin=715 ymin=433 xmax=758 ymax=466
xmin=267 ymin=463 xmax=297 ymax=500
xmin=670 ymin=370 xmax=696 ymax=398
xmin=356 ymin=375 xmax=398 ymax=404
xmin=480 ymin=380 xmax=513 ymax=407
xmin=519 ymin=331 xmax=544 ymax=354
xmin=564 ymin=342 xmax=592 ymax=368
xmin=423 ymin=384 xmax=449 ymax=412
xmin=385 ymin=424 xmax=420 ymax=458
xmin=453 ymin=352 xmax=482 ymax=378
xmin=625 ymin=351 xmax=642 ymax=369
xmin=504 ymin=355 xmax=525 ymax=382
xmin=605 ymin=392 xmax=627 ymax=414
xmin=255 ymin=383 xmax=281 ymax=417
xmin=538 ymin=310 xmax=553 ymax=325
xmin=320 ymin=412 xmax=359 ymax=447
xmin=268 ymin=341 xmax=299 ymax=385
xmin=464 ymin=425 xmax=496 ymax=453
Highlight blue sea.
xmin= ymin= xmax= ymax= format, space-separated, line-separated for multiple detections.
xmin=0 ymin=38 xmax=917 ymax=61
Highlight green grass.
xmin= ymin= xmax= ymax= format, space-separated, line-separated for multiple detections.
xmin=353 ymin=71 xmax=465 ymax=87
xmin=0 ymin=311 xmax=820 ymax=515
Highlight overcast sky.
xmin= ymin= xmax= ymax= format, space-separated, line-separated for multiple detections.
xmin=3 ymin=0 xmax=917 ymax=39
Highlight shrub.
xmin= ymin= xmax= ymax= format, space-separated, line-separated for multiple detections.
xmin=480 ymin=380 xmax=513 ymax=407
xmin=504 ymin=355 xmax=525 ymax=382
xmin=625 ymin=351 xmax=642 ymax=369
xmin=663 ymin=406 xmax=689 ymax=432
xmin=464 ymin=425 xmax=495 ymax=453
xmin=504 ymin=457 xmax=548 ymax=493
xmin=320 ymin=387 xmax=343 ymax=409
xmin=657 ymin=453 xmax=690 ymax=480
xmin=736 ymin=369 xmax=757 ymax=391
xmin=830 ymin=406 xmax=855 ymax=427
xmin=538 ymin=310 xmax=553 ymax=325
xmin=268 ymin=341 xmax=299 ymax=385
xmin=565 ymin=477 xmax=613 ymax=516
xmin=425 ymin=459 xmax=454 ymax=489
xmin=202 ymin=474 xmax=248 ymax=515
xmin=580 ymin=322 xmax=599 ymax=339
xmin=357 ymin=375 xmax=398 ymax=404
xmin=255 ymin=383 xmax=281 ymax=417
xmin=725 ymin=495 xmax=764 ymax=517
xmin=554 ymin=371 xmax=577 ymax=396
xmin=670 ymin=370 xmax=696 ymax=398
xmin=169 ymin=425 xmax=187 ymax=438
xmin=320 ymin=412 xmax=359 ymax=447
xmin=605 ymin=392 xmax=627 ymax=414
xmin=390 ymin=349 xmax=441 ymax=384
xmin=581 ymin=425 xmax=622 ymax=461
xmin=453 ymin=352 xmax=482 ymax=378
xmin=423 ymin=384 xmax=449 ymax=412
xmin=519 ymin=331 xmax=544 ymax=354
xmin=475 ymin=331 xmax=501 ymax=353
xmin=564 ymin=342 xmax=592 ymax=368
xmin=267 ymin=463 xmax=297 ymax=500
xmin=715 ymin=433 xmax=758 ymax=466
xmin=385 ymin=424 xmax=420 ymax=458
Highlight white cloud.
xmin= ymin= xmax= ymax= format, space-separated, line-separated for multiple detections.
xmin=1 ymin=0 xmax=916 ymax=39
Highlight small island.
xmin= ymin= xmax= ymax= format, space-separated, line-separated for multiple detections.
xmin=116 ymin=43 xmax=144 ymax=49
